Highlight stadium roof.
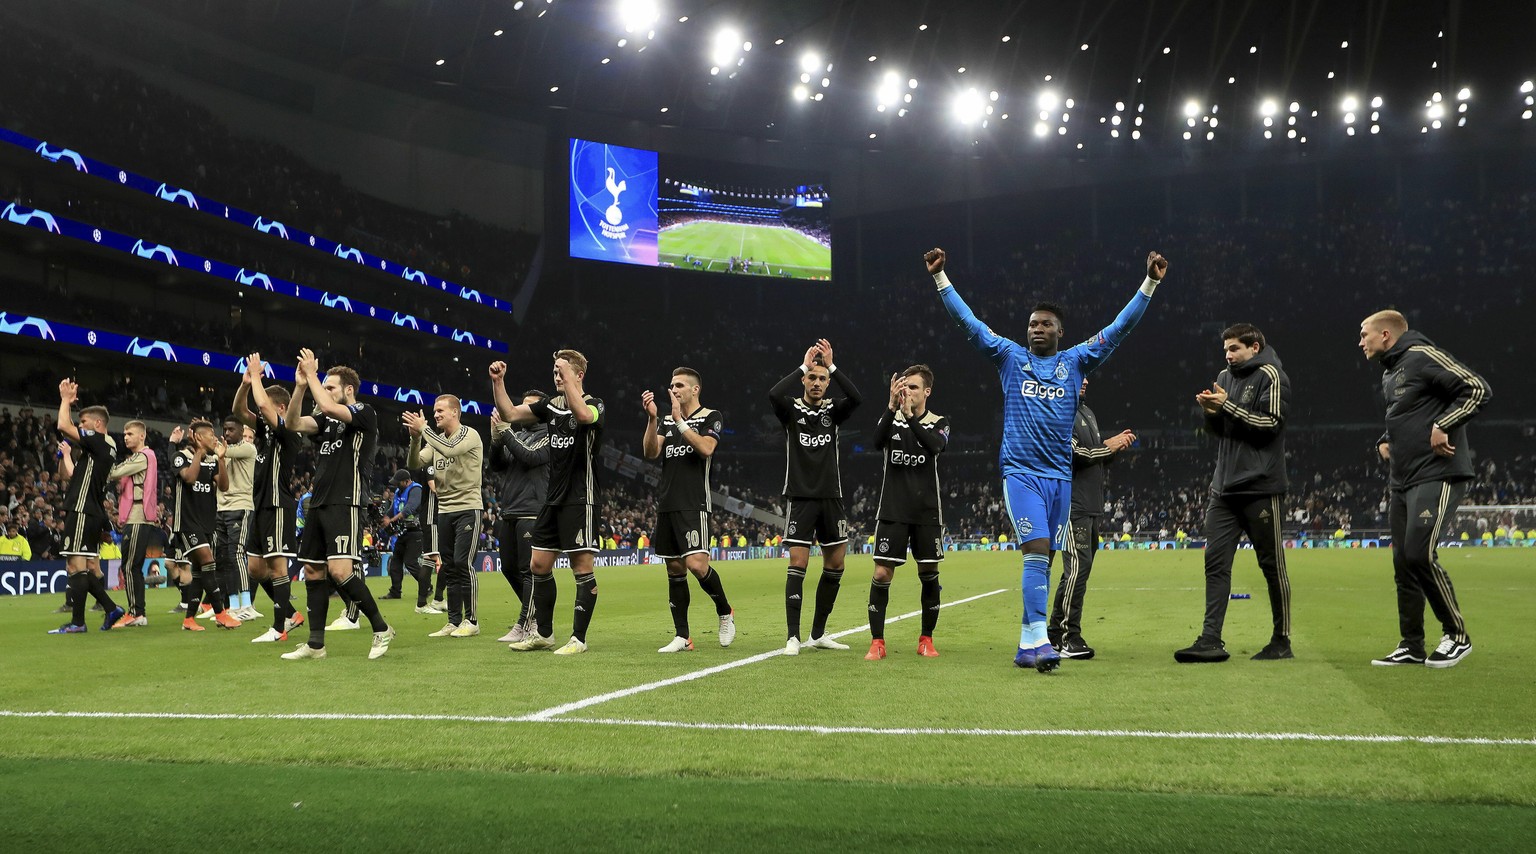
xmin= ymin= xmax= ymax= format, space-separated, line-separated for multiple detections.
xmin=100 ymin=1 xmax=1536 ymax=151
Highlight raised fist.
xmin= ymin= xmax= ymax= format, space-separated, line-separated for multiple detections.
xmin=924 ymin=248 xmax=946 ymax=275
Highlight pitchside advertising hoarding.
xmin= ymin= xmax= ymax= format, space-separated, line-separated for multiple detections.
xmin=0 ymin=556 xmax=122 ymax=596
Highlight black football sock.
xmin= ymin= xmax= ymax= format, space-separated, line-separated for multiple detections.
xmin=198 ymin=568 xmax=226 ymax=613
xmin=413 ymin=558 xmax=433 ymax=607
xmin=68 ymin=572 xmax=90 ymax=626
xmin=785 ymin=566 xmax=806 ymax=639
xmin=267 ymin=575 xmax=296 ymax=631
xmin=571 ymin=572 xmax=598 ymax=643
xmin=919 ymin=569 xmax=942 ymax=636
xmin=668 ymin=574 xmax=691 ymax=638
xmin=869 ymin=580 xmax=891 ymax=641
xmin=433 ymin=568 xmax=447 ymax=602
xmin=305 ymin=579 xmax=330 ymax=648
xmin=809 ymin=568 xmax=844 ymax=639
xmin=531 ymin=572 xmax=556 ymax=638
xmin=179 ymin=576 xmax=201 ymax=618
xmin=85 ymin=572 xmax=119 ymax=612
xmin=339 ymin=572 xmax=389 ymax=632
xmin=695 ymin=566 xmax=731 ymax=616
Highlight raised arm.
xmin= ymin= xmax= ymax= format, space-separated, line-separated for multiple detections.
xmin=214 ymin=439 xmax=230 ymax=493
xmin=1076 ymin=252 xmax=1167 ymax=372
xmin=640 ymin=392 xmax=663 ymax=460
xmin=768 ymin=367 xmax=805 ymax=423
xmin=925 ymin=248 xmax=1015 ymax=364
xmin=300 ymin=348 xmax=352 ymax=423
xmin=490 ymin=361 xmax=537 ymax=424
xmin=908 ymin=413 xmax=950 ymax=455
xmin=231 ymin=379 xmax=257 ymax=428
xmin=285 ymin=357 xmax=318 ymax=435
xmin=57 ymin=379 xmax=81 ymax=442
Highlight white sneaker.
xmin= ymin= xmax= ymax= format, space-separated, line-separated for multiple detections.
xmin=784 ymin=637 xmax=801 ymax=656
xmin=450 ymin=622 xmax=481 ymax=638
xmin=369 ymin=626 xmax=396 ymax=660
xmin=497 ymin=625 xmax=530 ymax=644
xmin=197 ymin=607 xmax=217 ymax=620
xmin=429 ymin=600 xmax=447 ymax=612
xmin=414 ymin=605 xmax=442 ymax=615
xmin=552 ymin=637 xmax=588 ymax=656
xmin=244 ymin=607 xmax=264 ymax=619
xmin=284 ymin=614 xmax=304 ymax=633
xmin=250 ymin=628 xmax=286 ymax=643
xmin=327 ymin=615 xmax=361 ymax=631
xmin=658 ymin=636 xmax=694 ymax=653
xmin=805 ymin=635 xmax=849 ymax=651
xmin=718 ymin=611 xmax=736 ymax=648
xmin=280 ymin=644 xmax=326 ymax=660
xmin=428 ymin=623 xmax=458 ymax=638
xmin=509 ymin=633 xmax=556 ymax=651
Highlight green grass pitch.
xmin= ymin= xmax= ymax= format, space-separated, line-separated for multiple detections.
xmin=3 ymin=548 xmax=1533 ymax=851
xmin=659 ymin=220 xmax=832 ymax=279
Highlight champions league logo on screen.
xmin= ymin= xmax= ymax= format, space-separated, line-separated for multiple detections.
xmin=568 ymin=138 xmax=658 ymax=266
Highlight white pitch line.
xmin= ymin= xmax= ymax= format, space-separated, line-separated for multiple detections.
xmin=518 ymin=588 xmax=1010 ymax=722
xmin=2 ymin=710 xmax=1530 ymax=748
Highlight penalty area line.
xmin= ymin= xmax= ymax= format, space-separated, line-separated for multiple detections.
xmin=518 ymin=587 xmax=1010 ymax=722
xmin=1 ymin=710 xmax=1530 ymax=748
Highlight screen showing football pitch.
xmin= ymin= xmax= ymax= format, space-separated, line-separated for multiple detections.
xmin=568 ymin=138 xmax=830 ymax=282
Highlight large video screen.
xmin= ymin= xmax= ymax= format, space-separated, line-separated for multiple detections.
xmin=568 ymin=137 xmax=830 ymax=281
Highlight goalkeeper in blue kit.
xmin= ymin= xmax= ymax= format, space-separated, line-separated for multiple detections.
xmin=926 ymin=247 xmax=1167 ymax=672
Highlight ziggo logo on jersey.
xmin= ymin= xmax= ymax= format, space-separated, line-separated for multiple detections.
xmin=798 ymin=433 xmax=833 ymax=448
xmin=664 ymin=443 xmax=695 ymax=458
xmin=1020 ymin=380 xmax=1067 ymax=401
xmin=889 ymin=449 xmax=927 ymax=466
xmin=549 ymin=434 xmax=576 ymax=449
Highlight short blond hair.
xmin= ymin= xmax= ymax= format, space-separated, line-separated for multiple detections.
xmin=434 ymin=394 xmax=462 ymax=412
xmin=1363 ymin=310 xmax=1408 ymax=335
xmin=553 ymin=349 xmax=588 ymax=375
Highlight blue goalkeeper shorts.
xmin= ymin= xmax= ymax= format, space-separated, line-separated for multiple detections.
xmin=1002 ymin=473 xmax=1071 ymax=550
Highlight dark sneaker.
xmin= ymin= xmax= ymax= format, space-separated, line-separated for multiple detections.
xmin=1425 ymin=635 xmax=1472 ymax=669
xmin=1060 ymin=639 xmax=1096 ymax=660
xmin=1013 ymin=646 xmax=1036 ymax=669
xmin=1370 ymin=645 xmax=1427 ymax=666
xmin=1174 ymin=636 xmax=1230 ymax=663
xmin=1033 ymin=641 xmax=1061 ymax=673
xmin=101 ymin=606 xmax=126 ymax=632
xmin=381 ymin=592 xmax=403 ymax=600
xmin=1251 ymin=639 xmax=1293 ymax=660
xmin=48 ymin=623 xmax=87 ymax=635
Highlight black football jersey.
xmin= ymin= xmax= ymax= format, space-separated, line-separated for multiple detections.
xmin=64 ymin=429 xmax=117 ymax=516
xmin=529 ymin=394 xmax=604 ymax=506
xmin=769 ymin=369 xmax=862 ymax=498
xmin=172 ymin=446 xmax=219 ymax=533
xmin=310 ymin=403 xmax=377 ymax=508
xmin=874 ymin=409 xmax=949 ymax=525
xmin=253 ymin=419 xmax=303 ymax=510
xmin=657 ymin=408 xmax=723 ymax=513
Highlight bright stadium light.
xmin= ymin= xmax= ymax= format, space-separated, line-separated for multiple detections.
xmin=800 ymin=52 xmax=821 ymax=73
xmin=711 ymin=27 xmax=742 ymax=67
xmin=1260 ymin=99 xmax=1278 ymax=117
xmin=1341 ymin=95 xmax=1359 ymax=113
xmin=1184 ymin=100 xmax=1201 ymax=117
xmin=953 ymin=88 xmax=986 ymax=125
xmin=1427 ymin=103 xmax=1445 ymax=120
xmin=1037 ymin=90 xmax=1059 ymax=111
xmin=1034 ymin=122 xmax=1049 ymax=137
xmin=793 ymin=85 xmax=808 ymax=101
xmin=1522 ymin=80 xmax=1535 ymax=94
xmin=1371 ymin=95 xmax=1384 ymax=109
xmin=876 ymin=71 xmax=902 ymax=108
xmin=1457 ymin=87 xmax=1472 ymax=101
xmin=617 ymin=0 xmax=661 ymax=34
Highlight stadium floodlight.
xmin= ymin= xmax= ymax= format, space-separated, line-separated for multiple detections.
xmin=1341 ymin=95 xmax=1359 ymax=113
xmin=1289 ymin=101 xmax=1300 ymax=113
xmin=1261 ymin=99 xmax=1278 ymax=117
xmin=711 ymin=27 xmax=742 ymax=67
xmin=909 ymin=78 xmax=918 ymax=89
xmin=1184 ymin=100 xmax=1201 ymax=117
xmin=1457 ymin=87 xmax=1472 ymax=101
xmin=1034 ymin=122 xmax=1049 ymax=137
xmin=953 ymin=88 xmax=987 ymax=125
xmin=1131 ymin=130 xmax=1140 ymax=139
xmin=1037 ymin=91 xmax=1059 ymax=111
xmin=618 ymin=0 xmax=661 ymax=34
xmin=1371 ymin=95 xmax=1384 ymax=109
xmin=793 ymin=85 xmax=808 ymax=101
xmin=799 ymin=52 xmax=821 ymax=73
xmin=1115 ymin=101 xmax=1125 ymax=112
xmin=876 ymin=71 xmax=902 ymax=108
xmin=1523 ymin=81 xmax=1535 ymax=94
xmin=1427 ymin=103 xmax=1445 ymax=120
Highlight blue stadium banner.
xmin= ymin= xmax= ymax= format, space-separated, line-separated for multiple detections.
xmin=568 ymin=138 xmax=658 ymax=266
xmin=1 ymin=126 xmax=511 ymax=312
xmin=0 ymin=311 xmax=493 ymax=413
xmin=0 ymin=558 xmax=69 ymax=596
xmin=0 ymin=201 xmax=506 ymax=353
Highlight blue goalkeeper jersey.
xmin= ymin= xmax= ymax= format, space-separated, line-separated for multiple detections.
xmin=941 ymin=284 xmax=1150 ymax=481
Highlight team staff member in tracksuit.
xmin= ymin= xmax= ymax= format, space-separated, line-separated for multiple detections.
xmin=1176 ymin=323 xmax=1293 ymax=664
xmin=107 ymin=420 xmax=160 ymax=627
xmin=1360 ymin=310 xmax=1490 ymax=669
xmin=406 ymin=396 xmax=486 ymax=639
xmin=488 ymin=391 xmax=549 ymax=643
xmin=1048 ymin=380 xmax=1135 ymax=660
xmin=381 ymin=469 xmax=431 ymax=608
xmin=215 ymin=415 xmax=258 ymax=620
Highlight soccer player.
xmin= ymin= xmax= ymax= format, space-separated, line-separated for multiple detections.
xmin=405 ymin=395 xmax=485 ymax=639
xmin=1047 ymin=379 xmax=1135 ymax=660
xmin=488 ymin=392 xmax=551 ymax=643
xmin=107 ymin=419 xmax=159 ymax=628
xmin=1175 ymin=324 xmax=1293 ymax=663
xmin=215 ymin=415 xmax=258 ymax=620
xmin=926 ymin=247 xmax=1165 ymax=672
xmin=769 ymin=339 xmax=862 ymax=655
xmin=233 ymin=355 xmax=306 ymax=644
xmin=49 ymin=380 xmax=125 ymax=634
xmin=169 ymin=420 xmax=241 ymax=631
xmin=279 ymin=349 xmax=394 ymax=660
xmin=1359 ymin=310 xmax=1491 ymax=668
xmin=492 ymin=351 xmax=605 ymax=655
xmin=865 ymin=366 xmax=949 ymax=661
xmin=641 ymin=368 xmax=736 ymax=653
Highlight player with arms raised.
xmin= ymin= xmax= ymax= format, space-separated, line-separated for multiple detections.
xmin=926 ymin=247 xmax=1166 ymax=672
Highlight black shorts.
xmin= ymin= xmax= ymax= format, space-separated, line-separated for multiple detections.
xmin=60 ymin=512 xmax=106 ymax=558
xmin=497 ymin=516 xmax=537 ymax=572
xmin=297 ymin=505 xmax=364 ymax=565
xmin=783 ymin=497 xmax=848 ymax=547
xmin=654 ymin=510 xmax=710 ymax=559
xmin=247 ymin=505 xmax=298 ymax=559
xmin=873 ymin=521 xmax=944 ymax=566
xmin=169 ymin=531 xmax=215 ymax=565
xmin=530 ymin=504 xmax=597 ymax=554
xmin=436 ymin=509 xmax=482 ymax=570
